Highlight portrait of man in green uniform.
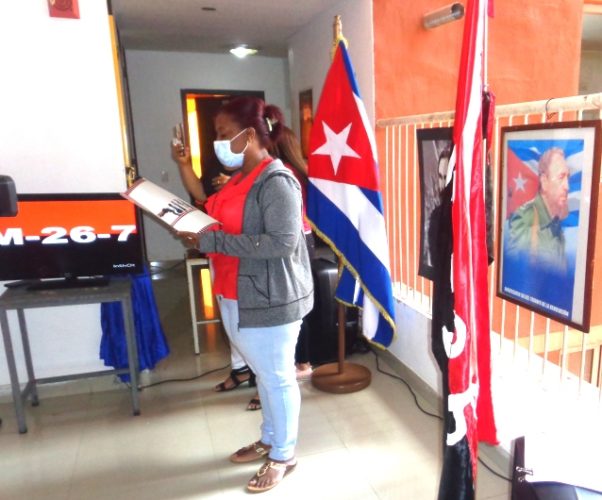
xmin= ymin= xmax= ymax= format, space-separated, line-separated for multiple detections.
xmin=501 ymin=143 xmax=577 ymax=321
xmin=505 ymin=147 xmax=570 ymax=271
xmin=501 ymin=139 xmax=583 ymax=320
xmin=498 ymin=122 xmax=600 ymax=330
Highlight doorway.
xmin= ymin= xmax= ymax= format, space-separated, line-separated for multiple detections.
xmin=180 ymin=89 xmax=265 ymax=198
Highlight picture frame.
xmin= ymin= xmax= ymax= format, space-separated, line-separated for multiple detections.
xmin=416 ymin=127 xmax=453 ymax=280
xmin=299 ymin=89 xmax=313 ymax=159
xmin=497 ymin=121 xmax=601 ymax=331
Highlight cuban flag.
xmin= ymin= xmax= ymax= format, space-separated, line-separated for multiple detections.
xmin=306 ymin=40 xmax=395 ymax=348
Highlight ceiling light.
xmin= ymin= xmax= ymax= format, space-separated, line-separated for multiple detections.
xmin=229 ymin=45 xmax=259 ymax=58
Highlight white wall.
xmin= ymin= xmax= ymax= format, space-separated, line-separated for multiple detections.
xmin=0 ymin=2 xmax=125 ymax=193
xmin=124 ymin=50 xmax=290 ymax=261
xmin=288 ymin=0 xmax=375 ymax=138
xmin=388 ymin=301 xmax=442 ymax=393
xmin=579 ymin=50 xmax=602 ymax=94
xmin=0 ymin=0 xmax=127 ymax=386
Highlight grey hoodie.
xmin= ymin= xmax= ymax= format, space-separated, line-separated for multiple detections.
xmin=199 ymin=159 xmax=314 ymax=327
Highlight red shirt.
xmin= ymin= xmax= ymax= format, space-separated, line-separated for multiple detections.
xmin=204 ymin=157 xmax=272 ymax=299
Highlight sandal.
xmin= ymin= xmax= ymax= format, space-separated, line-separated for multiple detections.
xmin=247 ymin=459 xmax=297 ymax=493
xmin=246 ymin=395 xmax=261 ymax=411
xmin=214 ymin=366 xmax=256 ymax=392
xmin=229 ymin=441 xmax=271 ymax=463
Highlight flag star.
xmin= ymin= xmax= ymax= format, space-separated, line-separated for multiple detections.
xmin=513 ymin=172 xmax=527 ymax=192
xmin=312 ymin=121 xmax=360 ymax=174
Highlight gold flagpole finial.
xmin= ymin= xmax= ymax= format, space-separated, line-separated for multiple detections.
xmin=331 ymin=15 xmax=348 ymax=60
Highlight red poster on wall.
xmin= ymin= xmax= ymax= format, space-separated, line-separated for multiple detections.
xmin=48 ymin=0 xmax=79 ymax=19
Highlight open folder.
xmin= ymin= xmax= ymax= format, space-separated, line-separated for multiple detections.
xmin=122 ymin=177 xmax=219 ymax=234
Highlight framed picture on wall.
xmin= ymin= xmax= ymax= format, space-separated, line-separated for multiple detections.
xmin=299 ymin=89 xmax=313 ymax=159
xmin=497 ymin=121 xmax=601 ymax=331
xmin=416 ymin=127 xmax=453 ymax=280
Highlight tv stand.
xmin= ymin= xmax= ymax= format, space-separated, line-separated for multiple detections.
xmin=27 ymin=276 xmax=109 ymax=291
xmin=0 ymin=279 xmax=140 ymax=433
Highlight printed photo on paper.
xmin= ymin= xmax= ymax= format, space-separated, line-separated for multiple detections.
xmin=122 ymin=178 xmax=219 ymax=234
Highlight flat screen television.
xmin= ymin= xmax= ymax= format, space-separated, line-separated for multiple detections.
xmin=0 ymin=193 xmax=145 ymax=288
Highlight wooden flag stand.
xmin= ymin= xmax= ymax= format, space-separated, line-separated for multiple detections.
xmin=310 ymin=16 xmax=372 ymax=395
xmin=311 ymin=298 xmax=372 ymax=393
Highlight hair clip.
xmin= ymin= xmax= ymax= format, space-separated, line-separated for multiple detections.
xmin=265 ymin=117 xmax=278 ymax=132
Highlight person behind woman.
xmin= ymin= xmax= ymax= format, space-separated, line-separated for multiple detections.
xmin=271 ymin=126 xmax=314 ymax=379
xmin=202 ymin=126 xmax=313 ymax=411
xmin=172 ymin=133 xmax=255 ymax=397
xmin=178 ymin=96 xmax=313 ymax=493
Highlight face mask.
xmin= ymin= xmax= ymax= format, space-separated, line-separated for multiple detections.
xmin=213 ymin=128 xmax=248 ymax=170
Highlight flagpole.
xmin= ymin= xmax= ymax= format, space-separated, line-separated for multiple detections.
xmin=311 ymin=15 xmax=372 ymax=395
xmin=330 ymin=14 xmax=348 ymax=59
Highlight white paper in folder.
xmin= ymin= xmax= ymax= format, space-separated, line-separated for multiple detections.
xmin=122 ymin=178 xmax=219 ymax=234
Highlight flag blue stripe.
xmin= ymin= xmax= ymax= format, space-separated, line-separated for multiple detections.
xmin=508 ymin=139 xmax=584 ymax=162
xmin=373 ymin=314 xmax=393 ymax=347
xmin=336 ymin=267 xmax=359 ymax=304
xmin=337 ymin=267 xmax=393 ymax=347
xmin=569 ymin=171 xmax=581 ymax=192
xmin=339 ymin=42 xmax=361 ymax=98
xmin=359 ymin=185 xmax=384 ymax=213
xmin=562 ymin=211 xmax=579 ymax=228
xmin=308 ymin=182 xmax=395 ymax=346
xmin=508 ymin=143 xmax=541 ymax=162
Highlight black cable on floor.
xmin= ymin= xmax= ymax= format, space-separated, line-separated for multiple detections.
xmin=370 ymin=347 xmax=441 ymax=419
xmin=137 ymin=363 xmax=230 ymax=390
xmin=369 ymin=348 xmax=512 ymax=483
xmin=478 ymin=455 xmax=513 ymax=483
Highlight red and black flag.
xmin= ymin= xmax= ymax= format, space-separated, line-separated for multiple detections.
xmin=431 ymin=0 xmax=498 ymax=498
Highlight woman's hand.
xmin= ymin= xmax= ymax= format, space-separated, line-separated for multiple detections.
xmin=176 ymin=231 xmax=200 ymax=249
xmin=171 ymin=143 xmax=207 ymax=203
xmin=171 ymin=142 xmax=192 ymax=168
xmin=211 ymin=173 xmax=231 ymax=192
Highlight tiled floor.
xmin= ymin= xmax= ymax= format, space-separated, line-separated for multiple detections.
xmin=0 ymin=265 xmax=511 ymax=499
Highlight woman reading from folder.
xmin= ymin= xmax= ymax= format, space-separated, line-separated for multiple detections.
xmin=177 ymin=96 xmax=313 ymax=493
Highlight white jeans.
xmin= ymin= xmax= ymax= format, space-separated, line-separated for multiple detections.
xmin=217 ymin=296 xmax=301 ymax=461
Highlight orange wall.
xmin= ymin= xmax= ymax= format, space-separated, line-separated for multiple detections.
xmin=373 ymin=0 xmax=602 ymax=363
xmin=374 ymin=0 xmax=583 ymax=119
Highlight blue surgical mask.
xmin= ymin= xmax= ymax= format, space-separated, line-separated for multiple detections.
xmin=213 ymin=128 xmax=248 ymax=170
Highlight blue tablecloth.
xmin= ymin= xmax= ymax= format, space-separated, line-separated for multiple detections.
xmin=100 ymin=269 xmax=169 ymax=382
